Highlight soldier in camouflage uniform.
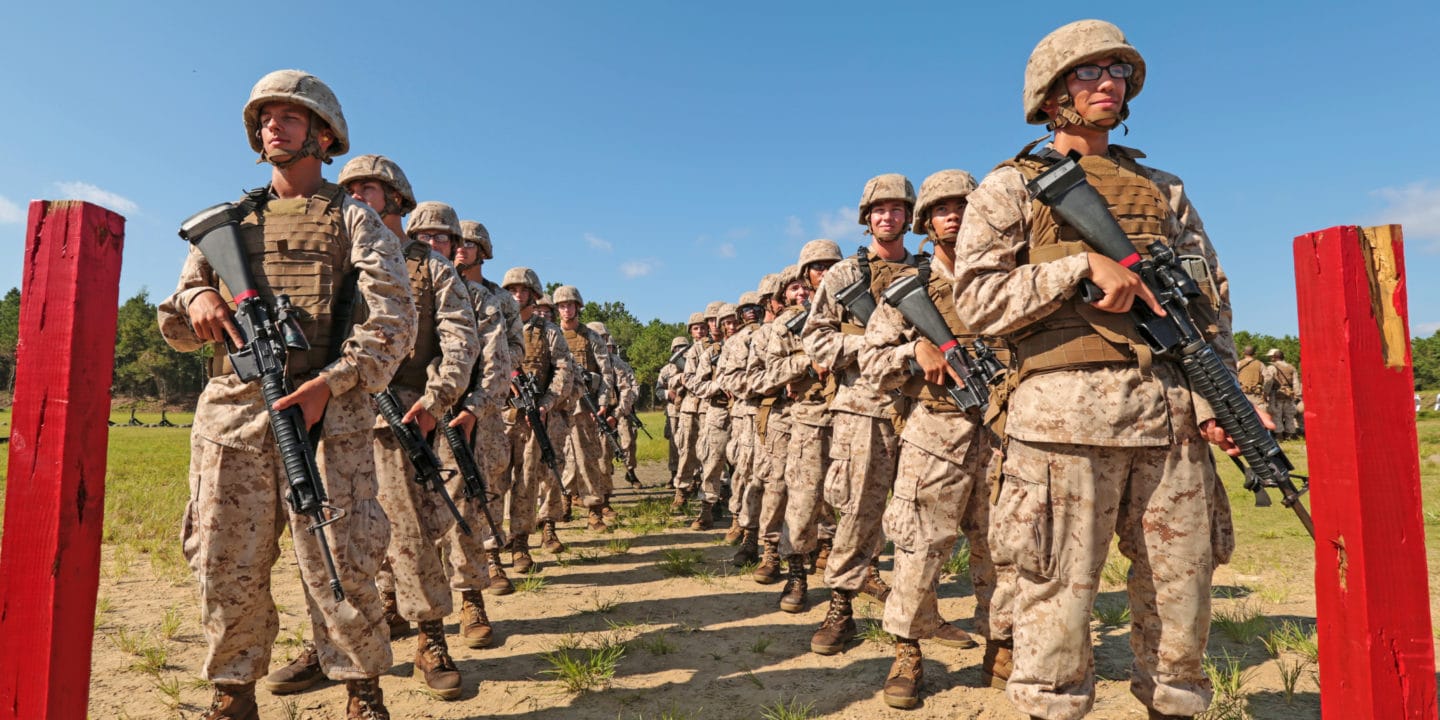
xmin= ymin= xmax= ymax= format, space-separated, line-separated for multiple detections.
xmin=555 ymin=286 xmax=619 ymax=530
xmin=803 ymin=175 xmax=919 ymax=656
xmin=1264 ymin=349 xmax=1301 ymax=439
xmin=657 ymin=336 xmax=691 ymax=480
xmin=602 ymin=328 xmax=643 ymax=488
xmin=687 ymin=302 xmax=737 ymax=529
xmin=158 ymin=70 xmax=414 ymax=720
xmin=371 ymin=200 xmax=479 ymax=700
xmin=718 ymin=292 xmax=766 ymax=560
xmin=1236 ymin=346 xmax=1267 ymax=415
xmin=953 ymin=20 xmax=1239 ymax=719
xmin=860 ymin=169 xmax=1008 ymax=708
xmin=669 ymin=312 xmax=710 ymax=511
xmin=745 ymin=274 xmax=789 ymax=569
xmin=501 ymin=268 xmax=576 ymax=570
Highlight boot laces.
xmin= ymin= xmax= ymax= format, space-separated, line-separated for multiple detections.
xmin=822 ymin=594 xmax=850 ymax=627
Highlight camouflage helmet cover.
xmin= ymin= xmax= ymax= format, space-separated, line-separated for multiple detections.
xmin=406 ymin=201 xmax=461 ymax=238
xmin=670 ymin=336 xmax=689 ymax=351
xmin=553 ymin=285 xmax=583 ymax=307
xmin=781 ymin=264 xmax=804 ymax=287
xmin=703 ymin=301 xmax=725 ymax=320
xmin=501 ymin=266 xmax=542 ymax=295
xmin=716 ymin=303 xmax=738 ymax=320
xmin=1023 ymin=20 xmax=1146 ymax=126
xmin=914 ymin=170 xmax=978 ymax=236
xmin=537 ymin=293 xmax=555 ymax=308
xmin=460 ymin=220 xmax=493 ymax=260
xmin=857 ymin=174 xmax=915 ymax=228
xmin=586 ymin=321 xmax=608 ymax=337
xmin=338 ymin=154 xmax=416 ymax=214
xmin=798 ymin=238 xmax=843 ymax=268
xmin=244 ymin=69 xmax=349 ymax=158
xmin=737 ymin=291 xmax=761 ymax=308
xmin=687 ymin=312 xmax=706 ymax=327
xmin=757 ymin=273 xmax=782 ymax=298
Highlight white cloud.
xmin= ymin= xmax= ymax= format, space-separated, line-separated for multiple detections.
xmin=584 ymin=232 xmax=613 ymax=252
xmin=785 ymin=215 xmax=804 ymax=240
xmin=1371 ymin=182 xmax=1440 ymax=252
xmin=716 ymin=242 xmax=736 ymax=258
xmin=1414 ymin=320 xmax=1440 ymax=337
xmin=0 ymin=195 xmax=22 ymax=224
xmin=52 ymin=182 xmax=139 ymax=215
xmin=620 ymin=259 xmax=658 ymax=278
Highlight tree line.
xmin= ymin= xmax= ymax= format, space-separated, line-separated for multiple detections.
xmin=0 ymin=288 xmax=1437 ymax=405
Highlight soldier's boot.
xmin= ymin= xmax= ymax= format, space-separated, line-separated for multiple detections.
xmin=458 ymin=589 xmax=493 ymax=649
xmin=980 ymin=638 xmax=1013 ymax=690
xmin=778 ymin=555 xmax=810 ymax=613
xmin=931 ymin=622 xmax=978 ymax=649
xmin=812 ymin=538 xmax=832 ymax=574
xmin=413 ymin=620 xmax=462 ymax=700
xmin=562 ymin=493 xmax=575 ymax=522
xmin=689 ymin=501 xmax=716 ymax=531
xmin=669 ymin=488 xmax=688 ymax=515
xmin=724 ymin=516 xmax=744 ymax=545
xmin=382 ymin=590 xmax=410 ymax=638
xmin=511 ymin=534 xmax=535 ymax=574
xmin=1147 ymin=711 xmax=1194 ymax=720
xmin=809 ymin=589 xmax=857 ymax=655
xmin=859 ymin=560 xmax=892 ymax=602
xmin=882 ymin=638 xmax=924 ymax=709
xmin=601 ymin=499 xmax=619 ymax=523
xmin=752 ymin=540 xmax=782 ymax=583
xmin=345 ymin=677 xmax=390 ymax=720
xmin=587 ymin=507 xmax=609 ymax=532
xmin=731 ymin=528 xmax=760 ymax=567
xmin=540 ymin=520 xmax=567 ymax=553
xmin=262 ymin=641 xmax=325 ymax=694
xmin=200 ymin=682 xmax=258 ymax=720
xmin=486 ymin=549 xmax=514 ymax=596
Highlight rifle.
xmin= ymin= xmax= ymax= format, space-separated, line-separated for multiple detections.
xmin=373 ymin=388 xmax=472 ymax=537
xmin=881 ymin=273 xmax=1004 ymax=412
xmin=178 ymin=201 xmax=348 ymax=601
xmin=667 ymin=345 xmax=690 ymax=372
xmin=629 ymin=410 xmax=654 ymax=440
xmin=834 ymin=246 xmax=877 ymax=326
xmin=580 ymin=371 xmax=643 ymax=487
xmin=439 ymin=408 xmax=502 ymax=540
xmin=512 ymin=371 xmax=564 ymax=484
xmin=784 ymin=306 xmax=810 ymax=337
xmin=1028 ymin=151 xmax=1314 ymax=538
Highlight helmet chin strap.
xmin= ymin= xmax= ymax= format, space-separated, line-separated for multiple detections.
xmin=258 ymin=125 xmax=333 ymax=167
xmin=1047 ymin=95 xmax=1129 ymax=135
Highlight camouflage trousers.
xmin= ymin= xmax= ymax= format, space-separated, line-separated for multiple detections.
xmin=780 ymin=421 xmax=837 ymax=556
xmin=673 ymin=410 xmax=702 ymax=490
xmin=1243 ymin=392 xmax=1267 ymax=415
xmin=665 ymin=412 xmax=680 ymax=477
xmin=757 ymin=413 xmax=792 ymax=546
xmin=995 ymin=437 xmax=1229 ymax=720
xmin=881 ymin=425 xmax=1011 ymax=641
xmin=697 ymin=404 xmax=731 ymax=504
xmin=374 ymin=415 xmax=456 ymax=624
xmin=822 ymin=412 xmax=898 ymax=591
xmin=724 ymin=414 xmax=760 ymax=526
xmin=535 ymin=410 xmax=572 ymax=522
xmin=183 ymin=430 xmax=392 ymax=683
xmin=435 ymin=413 xmax=501 ymax=592
xmin=563 ymin=410 xmax=612 ymax=508
xmin=1270 ymin=397 xmax=1299 ymax=435
xmin=617 ymin=415 xmax=638 ymax=473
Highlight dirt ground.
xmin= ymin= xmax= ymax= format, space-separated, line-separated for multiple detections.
xmin=89 ymin=460 xmax=1324 ymax=720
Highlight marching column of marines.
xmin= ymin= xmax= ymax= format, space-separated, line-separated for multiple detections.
xmin=164 ymin=17 xmax=1273 ymax=719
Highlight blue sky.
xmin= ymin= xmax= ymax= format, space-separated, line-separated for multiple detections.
xmin=2 ymin=1 xmax=1437 ymax=337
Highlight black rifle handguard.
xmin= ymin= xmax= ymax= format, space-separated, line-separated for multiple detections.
xmin=374 ymin=388 xmax=472 ymax=537
xmin=881 ymin=273 xmax=989 ymax=412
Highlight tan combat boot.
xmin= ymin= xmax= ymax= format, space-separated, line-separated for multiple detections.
xmin=601 ymin=499 xmax=619 ymax=523
xmin=931 ymin=622 xmax=978 ymax=649
xmin=669 ymin=488 xmax=688 ymax=515
xmin=381 ymin=590 xmax=410 ymax=638
xmin=859 ymin=560 xmax=892 ymax=602
xmin=458 ymin=589 xmax=493 ymax=649
xmin=511 ymin=534 xmax=535 ymax=574
xmin=587 ymin=506 xmax=609 ymax=532
xmin=724 ymin=516 xmax=744 ymax=544
xmin=809 ymin=590 xmax=857 ymax=655
xmin=414 ymin=620 xmax=462 ymax=700
xmin=200 ymin=682 xmax=258 ymax=720
xmin=731 ymin=528 xmax=760 ymax=567
xmin=812 ymin=538 xmax=832 ymax=573
xmin=778 ymin=554 xmax=810 ymax=613
xmin=345 ymin=677 xmax=390 ymax=720
xmin=752 ymin=540 xmax=781 ymax=583
xmin=262 ymin=641 xmax=325 ymax=694
xmin=689 ymin=500 xmax=715 ymax=530
xmin=540 ymin=520 xmax=567 ymax=553
xmin=882 ymin=638 xmax=924 ymax=709
xmin=486 ymin=548 xmax=514 ymax=595
xmin=981 ymin=638 xmax=1013 ymax=689
xmin=562 ymin=493 xmax=575 ymax=522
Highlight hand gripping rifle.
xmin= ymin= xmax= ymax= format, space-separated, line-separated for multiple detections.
xmin=880 ymin=273 xmax=1003 ymax=412
xmin=512 ymin=371 xmax=564 ymax=484
xmin=178 ymin=201 xmax=347 ymax=601
xmin=580 ymin=372 xmax=644 ymax=487
xmin=1027 ymin=151 xmax=1314 ymax=538
xmin=439 ymin=407 xmax=503 ymax=540
xmin=373 ymin=388 xmax=472 ymax=537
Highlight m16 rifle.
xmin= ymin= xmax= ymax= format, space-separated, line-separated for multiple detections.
xmin=629 ymin=410 xmax=653 ymax=440
xmin=439 ymin=407 xmax=502 ymax=540
xmin=512 ymin=370 xmax=564 ymax=484
xmin=178 ymin=200 xmax=348 ymax=601
xmin=580 ymin=371 xmax=643 ymax=487
xmin=1027 ymin=151 xmax=1313 ymax=538
xmin=374 ymin=388 xmax=472 ymax=537
xmin=880 ymin=273 xmax=1004 ymax=412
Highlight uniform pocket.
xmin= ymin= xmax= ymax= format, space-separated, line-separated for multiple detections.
xmin=882 ymin=498 xmax=922 ymax=553
xmin=990 ymin=469 xmax=1055 ymax=579
xmin=1207 ymin=470 xmax=1235 ymax=568
xmin=823 ymin=435 xmax=852 ymax=511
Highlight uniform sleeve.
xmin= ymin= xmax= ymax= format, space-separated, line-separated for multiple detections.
xmin=952 ymin=167 xmax=1091 ymax=337
xmin=499 ymin=293 xmax=526 ymax=364
xmin=542 ymin=324 xmax=575 ymax=412
xmin=156 ymin=246 xmax=219 ymax=352
xmin=419 ymin=255 xmax=480 ymax=417
xmin=859 ymin=301 xmax=921 ymax=394
xmin=715 ymin=334 xmax=748 ymax=398
xmin=592 ymin=331 xmax=616 ymax=407
xmin=615 ymin=361 xmax=640 ymax=416
xmin=761 ymin=320 xmax=812 ymax=394
xmin=657 ymin=363 xmax=678 ymax=402
xmin=320 ymin=201 xmax=418 ymax=397
xmin=742 ymin=326 xmax=771 ymax=398
xmin=693 ymin=343 xmax=726 ymax=399
xmin=465 ymin=290 xmax=514 ymax=415
xmin=802 ymin=258 xmax=866 ymax=372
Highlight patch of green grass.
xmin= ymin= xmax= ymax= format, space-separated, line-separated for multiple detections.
xmin=111 ymin=627 xmax=145 ymax=656
xmin=749 ymin=636 xmax=772 ymax=654
xmin=1100 ymin=555 xmax=1130 ymax=587
xmin=130 ymin=637 xmax=169 ymax=675
xmin=1212 ymin=601 xmax=1267 ymax=645
xmin=1275 ymin=655 xmax=1311 ymax=704
xmin=150 ymin=673 xmax=182 ymax=710
xmin=628 ymin=518 xmax=668 ymax=536
xmin=158 ymin=605 xmax=184 ymax=641
xmin=657 ymin=548 xmax=704 ymax=577
xmin=1200 ymin=650 xmax=1255 ymax=720
xmin=540 ymin=642 xmax=626 ymax=693
xmin=1261 ymin=619 xmax=1317 ymax=662
xmin=942 ymin=540 xmax=971 ymax=578
xmin=606 ymin=537 xmax=633 ymax=554
xmin=759 ymin=696 xmax=816 ymax=720
xmin=636 ymin=631 xmax=677 ymax=656
xmin=1092 ymin=598 xmax=1131 ymax=627
xmin=515 ymin=571 xmax=548 ymax=593
xmin=581 ymin=595 xmax=620 ymax=615
xmin=857 ymin=620 xmax=894 ymax=647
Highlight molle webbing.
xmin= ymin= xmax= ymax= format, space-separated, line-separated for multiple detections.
xmin=522 ymin=319 xmax=554 ymax=391
xmin=566 ymin=327 xmax=599 ymax=374
xmin=1237 ymin=357 xmax=1264 ymax=395
xmin=392 ymin=241 xmax=439 ymax=390
xmin=212 ymin=182 xmax=348 ymax=379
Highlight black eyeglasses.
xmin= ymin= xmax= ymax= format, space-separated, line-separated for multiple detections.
xmin=415 ymin=232 xmax=452 ymax=244
xmin=1070 ymin=62 xmax=1134 ymax=82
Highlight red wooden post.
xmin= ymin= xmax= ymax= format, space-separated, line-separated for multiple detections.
xmin=1293 ymin=224 xmax=1437 ymax=719
xmin=0 ymin=201 xmax=124 ymax=720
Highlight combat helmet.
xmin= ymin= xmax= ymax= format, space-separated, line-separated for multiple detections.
xmin=587 ymin=321 xmax=609 ymax=338
xmin=857 ymin=174 xmax=915 ymax=231
xmin=798 ymin=239 xmax=843 ymax=269
xmin=537 ymin=293 xmax=555 ymax=309
xmin=1024 ymin=20 xmax=1146 ymax=129
xmin=914 ymin=170 xmax=978 ymax=237
xmin=460 ymin=220 xmax=493 ymax=260
xmin=406 ymin=201 xmax=460 ymax=239
xmin=502 ymin=266 xmax=542 ymax=295
xmin=670 ymin=336 xmax=689 ymax=351
xmin=757 ymin=273 xmax=782 ymax=299
xmin=703 ymin=301 xmax=725 ymax=320
xmin=244 ymin=69 xmax=348 ymax=165
xmin=554 ymin=285 xmax=584 ymax=307
xmin=339 ymin=155 xmax=416 ymax=215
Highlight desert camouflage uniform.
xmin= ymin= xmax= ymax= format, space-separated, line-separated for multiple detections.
xmin=718 ymin=320 xmax=762 ymax=526
xmin=804 ymin=250 xmax=915 ymax=592
xmin=954 ymin=145 xmax=1235 ymax=719
xmin=1236 ymin=354 xmax=1267 ymax=414
xmin=158 ymin=190 xmax=416 ymax=683
xmin=764 ymin=305 xmax=837 ymax=557
xmin=373 ymin=241 xmax=479 ymax=624
xmin=1265 ymin=359 xmax=1301 ymax=436
xmin=685 ymin=337 xmax=731 ymax=503
xmin=657 ymin=361 xmax=683 ymax=477
xmin=747 ymin=318 xmax=790 ymax=549
xmin=673 ymin=339 xmax=708 ymax=491
xmin=505 ymin=317 xmax=575 ymax=534
xmin=562 ymin=324 xmax=615 ymax=509
xmin=609 ymin=353 xmax=641 ymax=479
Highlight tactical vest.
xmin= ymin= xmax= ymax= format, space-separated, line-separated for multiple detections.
xmin=839 ymin=247 xmax=909 ymax=336
xmin=1237 ymin=357 xmax=1264 ymax=395
xmin=391 ymin=240 xmax=439 ymax=390
xmin=1001 ymin=148 xmax=1212 ymax=378
xmin=1272 ymin=363 xmax=1296 ymax=399
xmin=522 ymin=317 xmax=555 ymax=391
xmin=779 ymin=306 xmax=836 ymax=407
xmin=898 ymin=261 xmax=1011 ymax=414
xmin=212 ymin=183 xmax=348 ymax=379
xmin=565 ymin=326 xmax=601 ymax=374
